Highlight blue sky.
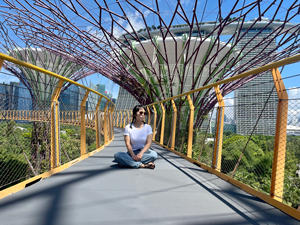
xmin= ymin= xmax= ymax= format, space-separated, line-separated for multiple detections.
xmin=0 ymin=0 xmax=299 ymax=100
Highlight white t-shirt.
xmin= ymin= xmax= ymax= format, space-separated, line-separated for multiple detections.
xmin=124 ymin=123 xmax=153 ymax=151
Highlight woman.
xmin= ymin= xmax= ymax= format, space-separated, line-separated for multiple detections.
xmin=114 ymin=105 xmax=157 ymax=169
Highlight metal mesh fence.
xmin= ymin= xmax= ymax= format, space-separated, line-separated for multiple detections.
xmin=220 ymin=101 xmax=276 ymax=195
xmin=193 ymin=107 xmax=216 ymax=167
xmin=0 ymin=77 xmax=54 ymax=190
xmin=60 ymin=124 xmax=81 ymax=164
xmin=0 ymin=69 xmax=112 ymax=190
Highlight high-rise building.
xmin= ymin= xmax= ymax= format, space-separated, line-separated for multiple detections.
xmin=18 ymin=82 xmax=32 ymax=110
xmin=234 ymin=26 xmax=278 ymax=135
xmin=0 ymin=82 xmax=19 ymax=110
xmin=58 ymin=84 xmax=79 ymax=111
xmin=115 ymin=87 xmax=139 ymax=110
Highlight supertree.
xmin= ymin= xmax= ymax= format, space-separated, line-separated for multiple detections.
xmin=0 ymin=21 xmax=96 ymax=174
xmin=1 ymin=0 xmax=300 ymax=129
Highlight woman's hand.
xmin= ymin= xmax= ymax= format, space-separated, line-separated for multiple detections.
xmin=135 ymin=152 xmax=143 ymax=161
xmin=131 ymin=154 xmax=140 ymax=161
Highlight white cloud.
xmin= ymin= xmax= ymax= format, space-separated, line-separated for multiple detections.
xmin=111 ymin=9 xmax=152 ymax=36
xmin=289 ymin=88 xmax=300 ymax=98
xmin=224 ymin=98 xmax=234 ymax=106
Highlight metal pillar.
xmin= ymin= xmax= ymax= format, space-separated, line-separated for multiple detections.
xmin=171 ymin=99 xmax=177 ymax=150
xmin=80 ymin=90 xmax=90 ymax=155
xmin=186 ymin=95 xmax=194 ymax=158
xmin=50 ymin=79 xmax=64 ymax=168
xmin=160 ymin=102 xmax=165 ymax=145
xmin=103 ymin=101 xmax=109 ymax=144
xmin=152 ymin=105 xmax=157 ymax=141
xmin=95 ymin=96 xmax=103 ymax=148
xmin=270 ymin=67 xmax=288 ymax=202
xmin=212 ymin=86 xmax=225 ymax=171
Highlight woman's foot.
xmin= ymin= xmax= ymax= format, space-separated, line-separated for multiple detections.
xmin=140 ymin=162 xmax=155 ymax=169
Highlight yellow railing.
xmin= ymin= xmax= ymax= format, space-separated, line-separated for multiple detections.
xmin=114 ymin=54 xmax=300 ymax=220
xmin=0 ymin=53 xmax=115 ymax=198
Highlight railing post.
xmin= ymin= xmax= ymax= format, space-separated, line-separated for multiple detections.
xmin=111 ymin=106 xmax=115 ymax=138
xmin=50 ymin=79 xmax=64 ymax=169
xmin=116 ymin=111 xmax=119 ymax=127
xmin=95 ymin=96 xmax=103 ymax=149
xmin=109 ymin=104 xmax=113 ymax=140
xmin=119 ymin=110 xmax=123 ymax=128
xmin=0 ymin=58 xmax=4 ymax=71
xmin=152 ymin=105 xmax=157 ymax=140
xmin=171 ymin=99 xmax=177 ymax=150
xmin=270 ymin=67 xmax=288 ymax=202
xmin=187 ymin=95 xmax=194 ymax=158
xmin=103 ymin=100 xmax=109 ymax=144
xmin=123 ymin=110 xmax=126 ymax=128
xmin=160 ymin=102 xmax=165 ymax=145
xmin=80 ymin=90 xmax=90 ymax=155
xmin=127 ymin=110 xmax=130 ymax=126
xmin=146 ymin=106 xmax=151 ymax=124
xmin=212 ymin=86 xmax=225 ymax=171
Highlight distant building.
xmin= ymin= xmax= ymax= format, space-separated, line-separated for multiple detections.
xmin=58 ymin=84 xmax=79 ymax=111
xmin=0 ymin=82 xmax=19 ymax=110
xmin=18 ymin=82 xmax=32 ymax=110
xmin=234 ymin=26 xmax=278 ymax=136
xmin=115 ymin=87 xmax=139 ymax=110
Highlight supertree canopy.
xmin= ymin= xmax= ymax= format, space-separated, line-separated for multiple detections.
xmin=1 ymin=0 xmax=300 ymax=126
xmin=0 ymin=23 xmax=95 ymax=109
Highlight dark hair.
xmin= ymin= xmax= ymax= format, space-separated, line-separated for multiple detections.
xmin=130 ymin=105 xmax=147 ymax=129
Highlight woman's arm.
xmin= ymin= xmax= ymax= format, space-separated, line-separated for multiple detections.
xmin=136 ymin=134 xmax=153 ymax=161
xmin=124 ymin=135 xmax=139 ymax=161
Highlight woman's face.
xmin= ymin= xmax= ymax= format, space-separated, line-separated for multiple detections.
xmin=135 ymin=107 xmax=146 ymax=122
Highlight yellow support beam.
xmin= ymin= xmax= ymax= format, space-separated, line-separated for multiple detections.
xmin=146 ymin=106 xmax=151 ymax=124
xmin=103 ymin=101 xmax=109 ymax=144
xmin=152 ymin=105 xmax=157 ymax=141
xmin=0 ymin=58 xmax=4 ymax=70
xmin=212 ymin=86 xmax=225 ymax=171
xmin=123 ymin=110 xmax=126 ymax=128
xmin=171 ymin=99 xmax=177 ymax=150
xmin=160 ymin=102 xmax=165 ymax=145
xmin=50 ymin=79 xmax=64 ymax=168
xmin=80 ymin=90 xmax=90 ymax=155
xmin=116 ymin=111 xmax=119 ymax=127
xmin=111 ymin=106 xmax=115 ymax=139
xmin=186 ymin=95 xmax=194 ymax=158
xmin=270 ymin=67 xmax=289 ymax=202
xmin=95 ymin=96 xmax=103 ymax=148
xmin=127 ymin=110 xmax=130 ymax=126
xmin=108 ymin=104 xmax=113 ymax=140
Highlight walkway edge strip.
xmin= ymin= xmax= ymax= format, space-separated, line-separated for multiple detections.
xmin=152 ymin=140 xmax=300 ymax=221
xmin=0 ymin=139 xmax=113 ymax=200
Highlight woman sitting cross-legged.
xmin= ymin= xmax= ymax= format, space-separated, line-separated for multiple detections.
xmin=114 ymin=105 xmax=157 ymax=169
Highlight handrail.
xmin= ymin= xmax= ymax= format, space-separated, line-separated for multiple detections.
xmin=146 ymin=53 xmax=300 ymax=106
xmin=0 ymin=53 xmax=115 ymax=198
xmin=114 ymin=52 xmax=300 ymax=221
xmin=0 ymin=53 xmax=114 ymax=106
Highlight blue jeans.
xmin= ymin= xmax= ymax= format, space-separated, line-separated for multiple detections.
xmin=114 ymin=149 xmax=157 ymax=168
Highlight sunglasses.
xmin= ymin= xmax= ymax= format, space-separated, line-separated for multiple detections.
xmin=137 ymin=111 xmax=147 ymax=115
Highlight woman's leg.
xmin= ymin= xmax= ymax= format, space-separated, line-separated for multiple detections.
xmin=114 ymin=152 xmax=142 ymax=168
xmin=140 ymin=150 xmax=157 ymax=164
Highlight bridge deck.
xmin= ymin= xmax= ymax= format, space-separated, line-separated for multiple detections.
xmin=0 ymin=128 xmax=299 ymax=225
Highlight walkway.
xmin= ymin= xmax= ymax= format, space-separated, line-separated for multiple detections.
xmin=0 ymin=128 xmax=299 ymax=225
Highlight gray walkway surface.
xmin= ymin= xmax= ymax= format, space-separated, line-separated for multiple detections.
xmin=0 ymin=128 xmax=299 ymax=225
